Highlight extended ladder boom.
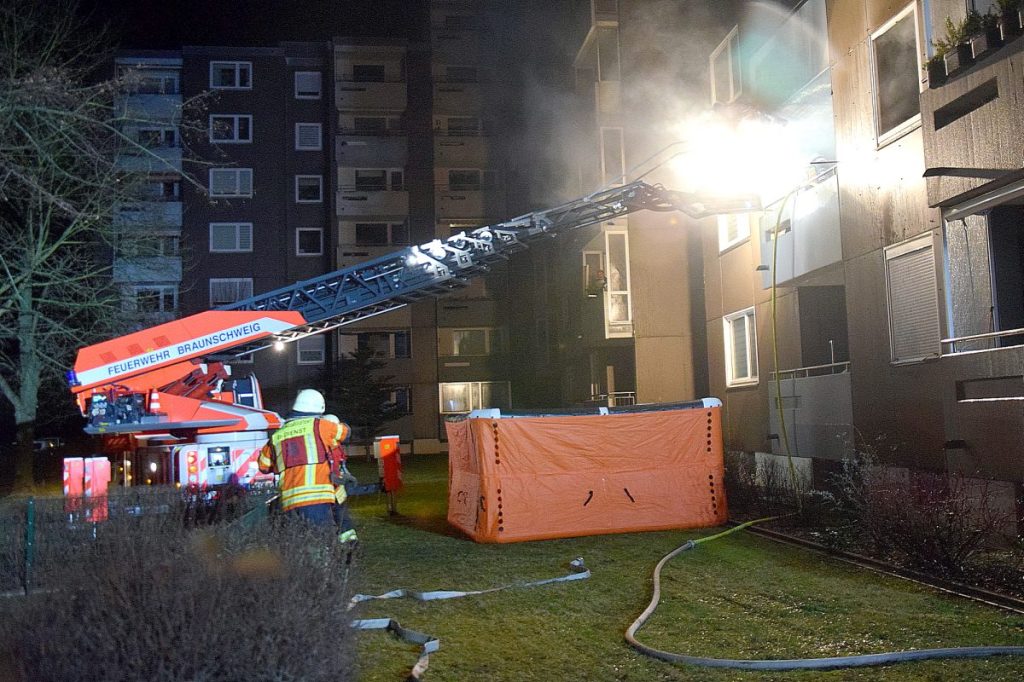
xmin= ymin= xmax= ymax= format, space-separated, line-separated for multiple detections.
xmin=220 ymin=180 xmax=756 ymax=357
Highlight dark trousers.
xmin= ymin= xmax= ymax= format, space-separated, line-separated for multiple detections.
xmin=289 ymin=502 xmax=354 ymax=533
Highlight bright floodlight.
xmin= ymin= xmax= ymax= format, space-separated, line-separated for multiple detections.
xmin=670 ymin=111 xmax=808 ymax=204
xmin=274 ymin=340 xmax=285 ymax=351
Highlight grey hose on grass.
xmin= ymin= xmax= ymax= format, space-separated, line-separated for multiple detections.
xmin=626 ymin=519 xmax=1024 ymax=671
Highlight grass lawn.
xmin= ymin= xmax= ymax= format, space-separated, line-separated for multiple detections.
xmin=344 ymin=455 xmax=1024 ymax=682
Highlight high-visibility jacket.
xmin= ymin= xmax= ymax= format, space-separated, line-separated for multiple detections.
xmin=259 ymin=416 xmax=351 ymax=511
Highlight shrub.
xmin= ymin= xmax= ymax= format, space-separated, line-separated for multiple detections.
xmin=0 ymin=491 xmax=355 ymax=681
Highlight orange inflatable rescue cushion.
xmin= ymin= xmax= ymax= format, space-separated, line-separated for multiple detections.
xmin=446 ymin=404 xmax=727 ymax=543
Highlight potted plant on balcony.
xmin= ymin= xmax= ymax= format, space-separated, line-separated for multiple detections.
xmin=925 ymin=43 xmax=949 ymax=88
xmin=940 ymin=15 xmax=974 ymax=76
xmin=996 ymin=0 xmax=1023 ymax=41
xmin=967 ymin=9 xmax=1003 ymax=59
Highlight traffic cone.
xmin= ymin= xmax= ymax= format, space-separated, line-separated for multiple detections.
xmin=149 ymin=390 xmax=162 ymax=414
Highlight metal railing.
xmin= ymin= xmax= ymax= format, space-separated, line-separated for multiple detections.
xmin=769 ymin=361 xmax=850 ymax=381
xmin=589 ymin=391 xmax=636 ymax=407
xmin=942 ymin=327 xmax=1024 ymax=354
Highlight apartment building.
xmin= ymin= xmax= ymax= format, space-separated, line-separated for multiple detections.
xmin=113 ymin=2 xmax=518 ymax=451
xmin=558 ymin=0 xmax=1022 ymax=508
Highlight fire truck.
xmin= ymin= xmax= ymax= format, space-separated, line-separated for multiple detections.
xmin=68 ymin=181 xmax=756 ymax=488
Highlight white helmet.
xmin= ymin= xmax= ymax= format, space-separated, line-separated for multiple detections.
xmin=292 ymin=388 xmax=325 ymax=415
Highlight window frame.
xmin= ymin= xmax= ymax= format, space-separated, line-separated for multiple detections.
xmin=208 ymin=168 xmax=253 ymax=198
xmin=293 ymin=70 xmax=322 ymax=99
xmin=296 ymin=335 xmax=326 ymax=365
xmin=885 ymin=233 xmax=941 ymax=364
xmin=438 ymin=381 xmax=511 ymax=414
xmin=718 ymin=212 xmax=753 ymax=252
xmin=709 ymin=25 xmax=742 ymax=105
xmin=294 ymin=175 xmax=324 ymax=203
xmin=869 ymin=2 xmax=923 ymax=148
xmin=209 ymin=61 xmax=252 ymax=90
xmin=724 ymin=307 xmax=759 ymax=387
xmin=208 ymin=277 xmax=254 ymax=307
xmin=294 ymin=122 xmax=323 ymax=151
xmin=129 ymin=284 xmax=178 ymax=314
xmin=295 ymin=227 xmax=323 ymax=256
xmin=209 ymin=222 xmax=254 ymax=253
xmin=353 ymin=221 xmax=409 ymax=246
xmin=209 ymin=114 xmax=252 ymax=144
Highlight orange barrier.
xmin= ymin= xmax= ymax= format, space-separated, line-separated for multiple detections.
xmin=446 ymin=404 xmax=727 ymax=543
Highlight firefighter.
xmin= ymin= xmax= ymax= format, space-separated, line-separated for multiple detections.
xmin=258 ymin=389 xmax=358 ymax=544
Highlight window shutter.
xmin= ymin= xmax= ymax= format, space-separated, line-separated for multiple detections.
xmin=296 ymin=123 xmax=321 ymax=149
xmin=886 ymin=237 xmax=940 ymax=362
xmin=237 ymin=224 xmax=253 ymax=251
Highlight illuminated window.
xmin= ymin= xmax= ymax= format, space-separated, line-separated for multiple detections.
xmin=724 ymin=307 xmax=758 ymax=386
xmin=439 ymin=381 xmax=510 ymax=414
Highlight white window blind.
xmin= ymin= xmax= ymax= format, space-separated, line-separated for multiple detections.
xmin=295 ymin=123 xmax=322 ymax=150
xmin=209 ymin=168 xmax=253 ymax=197
xmin=886 ymin=236 xmax=940 ymax=363
xmin=294 ymin=71 xmax=322 ymax=99
xmin=209 ymin=278 xmax=253 ymax=306
xmin=297 ymin=336 xmax=325 ymax=364
xmin=209 ymin=223 xmax=253 ymax=252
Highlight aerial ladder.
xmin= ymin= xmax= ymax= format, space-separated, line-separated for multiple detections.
xmin=68 ymin=181 xmax=756 ymax=487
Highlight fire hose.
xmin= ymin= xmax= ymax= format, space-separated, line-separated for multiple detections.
xmin=625 ymin=518 xmax=1024 ymax=670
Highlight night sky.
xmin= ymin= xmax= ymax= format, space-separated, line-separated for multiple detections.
xmin=78 ymin=0 xmax=425 ymax=48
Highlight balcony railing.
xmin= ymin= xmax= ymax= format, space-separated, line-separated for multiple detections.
xmin=768 ymin=361 xmax=852 ymax=461
xmin=588 ymin=391 xmax=636 ymax=407
xmin=941 ymin=328 xmax=1024 ymax=354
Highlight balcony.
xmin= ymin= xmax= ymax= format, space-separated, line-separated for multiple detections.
xmin=336 ymin=134 xmax=408 ymax=167
xmin=116 ymin=93 xmax=181 ymax=123
xmin=758 ymin=166 xmax=842 ymax=288
xmin=595 ymin=80 xmax=620 ymax=115
xmin=434 ymin=135 xmax=491 ymax=167
xmin=336 ymin=189 xmax=409 ymax=217
xmin=920 ymin=49 xmax=1024 ymax=207
xmin=433 ymin=82 xmax=483 ymax=113
xmin=435 ymin=188 xmax=504 ymax=218
xmin=113 ymin=201 xmax=182 ymax=230
xmin=113 ymin=256 xmax=182 ymax=283
xmin=115 ymin=146 xmax=182 ymax=173
xmin=335 ymin=80 xmax=407 ymax=111
xmin=768 ymin=362 xmax=853 ymax=462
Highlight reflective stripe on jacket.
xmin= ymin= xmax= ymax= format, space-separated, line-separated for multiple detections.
xmin=259 ymin=417 xmax=351 ymax=511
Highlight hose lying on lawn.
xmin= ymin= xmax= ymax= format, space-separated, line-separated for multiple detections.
xmin=350 ymin=557 xmax=589 ymax=680
xmin=626 ymin=519 xmax=1024 ymax=671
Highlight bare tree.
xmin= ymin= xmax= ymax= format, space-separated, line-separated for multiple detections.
xmin=0 ymin=1 xmax=200 ymax=489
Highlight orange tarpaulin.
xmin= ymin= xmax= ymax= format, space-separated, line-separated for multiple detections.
xmin=446 ymin=403 xmax=727 ymax=543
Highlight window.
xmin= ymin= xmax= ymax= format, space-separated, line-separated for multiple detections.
xmin=295 ymin=175 xmax=323 ymax=203
xmin=117 ymin=232 xmax=180 ymax=258
xmin=209 ymin=168 xmax=253 ymax=197
xmin=130 ymin=285 xmax=178 ymax=313
xmin=718 ymin=213 xmax=752 ymax=251
xmin=446 ymin=328 xmax=503 ymax=356
xmin=353 ymin=116 xmax=387 ymax=134
xmin=136 ymin=127 xmax=177 ymax=149
xmin=388 ymin=386 xmax=412 ymax=414
xmin=145 ymin=178 xmax=180 ymax=200
xmin=295 ymin=123 xmax=322 ymax=150
xmin=209 ymin=222 xmax=253 ymax=252
xmin=870 ymin=3 xmax=921 ymax=145
xmin=209 ymin=278 xmax=253 ymax=307
xmin=447 ymin=117 xmax=481 ymax=135
xmin=439 ymin=381 xmax=510 ymax=414
xmin=885 ymin=234 xmax=940 ymax=363
xmin=583 ymin=252 xmax=606 ymax=297
xmin=296 ymin=336 xmax=325 ymax=365
xmin=209 ymin=115 xmax=252 ymax=143
xmin=448 ymin=169 xmax=495 ymax=191
xmin=445 ymin=65 xmax=478 ymax=82
xmin=352 ymin=64 xmax=385 ymax=82
xmin=354 ymin=222 xmax=409 ymax=246
xmin=210 ymin=61 xmax=252 ymax=89
xmin=605 ymin=231 xmax=632 ymax=337
xmin=597 ymin=26 xmax=620 ymax=81
xmin=294 ymin=71 xmax=322 ymax=99
xmin=341 ymin=330 xmax=411 ymax=359
xmin=600 ymin=127 xmax=624 ymax=186
xmin=710 ymin=26 xmax=742 ymax=105
xmin=296 ymin=228 xmax=323 ymax=256
xmin=724 ymin=308 xmax=758 ymax=386
xmin=133 ymin=73 xmax=179 ymax=94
